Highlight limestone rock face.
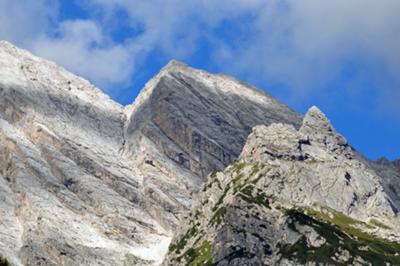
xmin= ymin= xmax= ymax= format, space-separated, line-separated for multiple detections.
xmin=0 ymin=41 xmax=302 ymax=266
xmin=1 ymin=39 xmax=399 ymax=266
xmin=241 ymin=107 xmax=397 ymax=219
xmin=0 ymin=40 xmax=167 ymax=266
xmin=164 ymin=107 xmax=400 ymax=266
xmin=123 ymin=59 xmax=301 ymax=179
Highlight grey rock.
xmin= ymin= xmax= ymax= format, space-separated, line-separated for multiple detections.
xmin=394 ymin=159 xmax=400 ymax=172
xmin=372 ymin=157 xmax=400 ymax=213
xmin=0 ymin=40 xmax=301 ymax=265
xmin=1 ymin=39 xmax=399 ymax=266
xmin=164 ymin=106 xmax=400 ymax=266
xmin=124 ymin=59 xmax=301 ymax=178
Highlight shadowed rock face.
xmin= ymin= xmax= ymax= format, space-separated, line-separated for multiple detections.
xmin=373 ymin=157 xmax=400 ymax=211
xmin=0 ymin=41 xmax=302 ymax=266
xmin=124 ymin=61 xmax=302 ymax=181
xmin=394 ymin=159 xmax=400 ymax=172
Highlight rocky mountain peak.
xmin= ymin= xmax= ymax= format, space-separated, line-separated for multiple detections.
xmin=1 ymin=41 xmax=400 ymax=266
xmin=300 ymin=106 xmax=349 ymax=155
xmin=301 ymin=105 xmax=332 ymax=130
xmin=375 ymin=157 xmax=400 ymax=172
xmin=162 ymin=59 xmax=188 ymax=71
xmin=239 ymin=108 xmax=397 ymax=219
xmin=241 ymin=106 xmax=352 ymax=163
xmin=300 ymin=105 xmax=337 ymax=137
xmin=0 ymin=40 xmax=117 ymax=107
xmin=377 ymin=157 xmax=391 ymax=166
xmin=124 ymin=58 xmax=302 ymax=181
xmin=0 ymin=41 xmax=305 ymax=265
xmin=165 ymin=107 xmax=400 ymax=266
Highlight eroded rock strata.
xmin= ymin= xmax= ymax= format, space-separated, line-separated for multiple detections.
xmin=0 ymin=40 xmax=301 ymax=265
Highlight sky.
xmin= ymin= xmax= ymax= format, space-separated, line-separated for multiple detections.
xmin=0 ymin=0 xmax=399 ymax=160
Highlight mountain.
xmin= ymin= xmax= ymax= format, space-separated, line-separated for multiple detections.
xmin=394 ymin=160 xmax=400 ymax=172
xmin=0 ymin=41 xmax=301 ymax=266
xmin=373 ymin=157 xmax=400 ymax=210
xmin=164 ymin=107 xmax=400 ymax=265
xmin=1 ymin=40 xmax=399 ymax=266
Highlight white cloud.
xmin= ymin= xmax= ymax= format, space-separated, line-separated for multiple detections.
xmin=0 ymin=0 xmax=143 ymax=91
xmin=0 ymin=0 xmax=399 ymax=112
xmin=216 ymin=0 xmax=400 ymax=99
xmin=85 ymin=0 xmax=268 ymax=57
xmin=30 ymin=20 xmax=140 ymax=89
xmin=0 ymin=0 xmax=57 ymax=46
xmin=75 ymin=0 xmax=400 ymax=110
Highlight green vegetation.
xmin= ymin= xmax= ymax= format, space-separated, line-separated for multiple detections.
xmin=232 ymin=173 xmax=244 ymax=192
xmin=236 ymin=184 xmax=270 ymax=208
xmin=253 ymin=192 xmax=269 ymax=205
xmin=249 ymin=162 xmax=261 ymax=176
xmin=249 ymin=162 xmax=269 ymax=184
xmin=223 ymin=161 xmax=268 ymax=195
xmin=250 ymin=173 xmax=264 ymax=184
xmin=240 ymin=192 xmax=269 ymax=207
xmin=231 ymin=165 xmax=255 ymax=192
xmin=303 ymin=206 xmax=375 ymax=232
xmin=240 ymin=184 xmax=253 ymax=196
xmin=212 ymin=161 xmax=270 ymax=215
xmin=212 ymin=185 xmax=230 ymax=211
xmin=169 ymin=208 xmax=206 ymax=255
xmin=369 ymin=219 xmax=392 ymax=230
xmin=202 ymin=171 xmax=221 ymax=191
xmin=280 ymin=208 xmax=400 ymax=266
xmin=0 ymin=256 xmax=10 ymax=266
xmin=209 ymin=207 xmax=227 ymax=226
xmin=171 ymin=161 xmax=272 ymax=263
xmin=178 ymin=241 xmax=213 ymax=266
xmin=229 ymin=161 xmax=246 ymax=173
xmin=194 ymin=209 xmax=203 ymax=220
xmin=169 ymin=226 xmax=199 ymax=254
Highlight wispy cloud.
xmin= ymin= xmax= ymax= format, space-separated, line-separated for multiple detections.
xmin=218 ymin=0 xmax=400 ymax=98
xmin=30 ymin=20 xmax=140 ymax=89
xmin=0 ymin=0 xmax=399 ymax=115
xmin=0 ymin=0 xmax=57 ymax=46
xmin=0 ymin=0 xmax=144 ymax=91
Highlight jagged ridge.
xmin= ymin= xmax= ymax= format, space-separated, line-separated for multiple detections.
xmin=164 ymin=107 xmax=400 ymax=266
xmin=0 ymin=40 xmax=301 ymax=266
xmin=1 ymin=40 xmax=399 ymax=266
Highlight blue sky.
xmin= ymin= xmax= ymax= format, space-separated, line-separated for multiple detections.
xmin=0 ymin=0 xmax=399 ymax=160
